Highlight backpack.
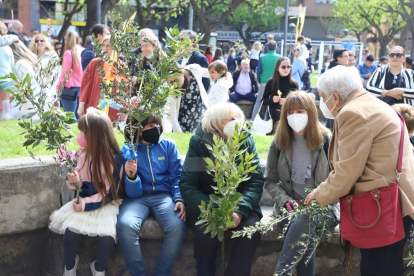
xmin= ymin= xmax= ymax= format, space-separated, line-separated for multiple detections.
xmin=300 ymin=68 xmax=310 ymax=83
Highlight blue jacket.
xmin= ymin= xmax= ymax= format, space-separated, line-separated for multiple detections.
xmin=357 ymin=63 xmax=377 ymax=80
xmin=125 ymin=136 xmax=183 ymax=202
xmin=81 ymin=43 xmax=95 ymax=71
xmin=188 ymin=51 xmax=210 ymax=92
xmin=227 ymin=55 xmax=242 ymax=73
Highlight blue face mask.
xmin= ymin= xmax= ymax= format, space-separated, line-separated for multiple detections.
xmin=144 ymin=52 xmax=154 ymax=59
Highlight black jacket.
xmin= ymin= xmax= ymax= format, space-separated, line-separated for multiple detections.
xmin=230 ymin=70 xmax=259 ymax=94
xmin=187 ymin=51 xmax=210 ymax=92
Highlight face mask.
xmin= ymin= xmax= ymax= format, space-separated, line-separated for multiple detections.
xmin=144 ymin=52 xmax=154 ymax=59
xmin=77 ymin=132 xmax=87 ymax=148
xmin=223 ymin=118 xmax=241 ymax=138
xmin=320 ymin=95 xmax=336 ymax=119
xmin=287 ymin=114 xmax=308 ymax=133
xmin=142 ymin=126 xmax=161 ymax=144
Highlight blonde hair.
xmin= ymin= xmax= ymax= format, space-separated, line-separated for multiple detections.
xmin=140 ymin=34 xmax=165 ymax=62
xmin=275 ymin=91 xmax=330 ymax=151
xmin=102 ymin=35 xmax=119 ymax=61
xmin=253 ymin=41 xmax=261 ymax=51
xmin=228 ymin=48 xmax=235 ymax=56
xmin=63 ymin=31 xmax=80 ymax=67
xmin=201 ymin=102 xmax=245 ymax=134
xmin=10 ymin=42 xmax=39 ymax=67
xmin=0 ymin=21 xmax=7 ymax=36
xmin=29 ymin=34 xmax=55 ymax=55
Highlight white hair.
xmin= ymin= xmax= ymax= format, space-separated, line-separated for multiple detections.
xmin=138 ymin=28 xmax=154 ymax=37
xmin=317 ymin=65 xmax=362 ymax=100
xmin=241 ymin=59 xmax=249 ymax=65
xmin=201 ymin=102 xmax=245 ymax=134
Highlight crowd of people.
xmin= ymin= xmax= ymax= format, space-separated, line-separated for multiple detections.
xmin=2 ymin=17 xmax=414 ymax=276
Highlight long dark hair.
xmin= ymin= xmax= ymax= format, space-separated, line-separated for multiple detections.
xmin=78 ymin=109 xmax=125 ymax=202
xmin=212 ymin=47 xmax=223 ymax=62
xmin=205 ymin=46 xmax=213 ymax=56
xmin=270 ymin=57 xmax=298 ymax=95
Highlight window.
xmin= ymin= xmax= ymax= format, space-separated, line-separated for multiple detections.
xmin=0 ymin=1 xmax=18 ymax=19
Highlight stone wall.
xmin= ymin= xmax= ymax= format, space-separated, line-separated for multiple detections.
xmin=0 ymin=157 xmax=360 ymax=276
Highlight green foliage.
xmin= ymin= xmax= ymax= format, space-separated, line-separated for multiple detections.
xmin=94 ymin=11 xmax=197 ymax=147
xmin=197 ymin=123 xmax=259 ymax=240
xmin=2 ymin=56 xmax=76 ymax=152
xmin=232 ymin=189 xmax=338 ymax=275
xmin=227 ymin=0 xmax=283 ymax=44
xmin=134 ymin=0 xmax=188 ymax=28
xmin=332 ymin=0 xmax=405 ymax=55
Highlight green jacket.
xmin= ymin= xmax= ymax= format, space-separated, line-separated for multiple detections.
xmin=179 ymin=125 xmax=264 ymax=219
xmin=260 ymin=50 xmax=281 ymax=83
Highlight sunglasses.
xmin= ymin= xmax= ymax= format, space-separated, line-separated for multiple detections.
xmin=35 ymin=40 xmax=44 ymax=43
xmin=392 ymin=75 xmax=399 ymax=85
xmin=389 ymin=53 xmax=404 ymax=58
xmin=280 ymin=65 xmax=292 ymax=70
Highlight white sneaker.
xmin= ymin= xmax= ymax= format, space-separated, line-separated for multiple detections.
xmin=90 ymin=260 xmax=105 ymax=276
xmin=63 ymin=255 xmax=79 ymax=276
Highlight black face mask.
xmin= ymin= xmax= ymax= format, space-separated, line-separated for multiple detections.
xmin=141 ymin=126 xmax=161 ymax=144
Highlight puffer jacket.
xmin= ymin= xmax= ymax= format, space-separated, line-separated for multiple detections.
xmin=179 ymin=124 xmax=264 ymax=218
xmin=264 ymin=136 xmax=340 ymax=218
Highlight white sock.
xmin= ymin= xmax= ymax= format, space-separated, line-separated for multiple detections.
xmin=2 ymin=100 xmax=11 ymax=116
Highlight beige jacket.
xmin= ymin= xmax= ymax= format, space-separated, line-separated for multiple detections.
xmin=314 ymin=88 xmax=414 ymax=218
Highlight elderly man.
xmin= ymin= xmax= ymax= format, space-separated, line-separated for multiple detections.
xmin=304 ymin=66 xmax=414 ymax=276
xmin=229 ymin=60 xmax=259 ymax=118
xmin=357 ymin=54 xmax=377 ymax=88
xmin=179 ymin=30 xmax=210 ymax=91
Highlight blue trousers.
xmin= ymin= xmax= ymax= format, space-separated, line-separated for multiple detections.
xmin=61 ymin=87 xmax=80 ymax=119
xmin=117 ymin=192 xmax=186 ymax=276
xmin=275 ymin=212 xmax=337 ymax=276
xmin=229 ymin=92 xmax=257 ymax=118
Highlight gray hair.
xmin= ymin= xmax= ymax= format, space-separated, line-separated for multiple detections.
xmin=241 ymin=59 xmax=249 ymax=65
xmin=201 ymin=102 xmax=245 ymax=134
xmin=317 ymin=65 xmax=362 ymax=100
xmin=180 ymin=29 xmax=197 ymax=41
xmin=138 ymin=28 xmax=154 ymax=37
xmin=85 ymin=35 xmax=93 ymax=44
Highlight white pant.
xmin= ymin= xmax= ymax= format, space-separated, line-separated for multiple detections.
xmin=163 ymin=96 xmax=182 ymax=133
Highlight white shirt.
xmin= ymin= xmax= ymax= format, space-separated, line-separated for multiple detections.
xmin=207 ymin=77 xmax=233 ymax=107
xmin=179 ymin=56 xmax=190 ymax=68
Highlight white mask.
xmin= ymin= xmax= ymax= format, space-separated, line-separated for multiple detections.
xmin=287 ymin=114 xmax=308 ymax=133
xmin=320 ymin=95 xmax=336 ymax=119
xmin=223 ymin=118 xmax=241 ymax=138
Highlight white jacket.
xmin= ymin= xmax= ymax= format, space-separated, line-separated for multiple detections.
xmin=207 ymin=77 xmax=233 ymax=107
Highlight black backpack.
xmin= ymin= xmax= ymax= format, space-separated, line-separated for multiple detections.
xmin=300 ymin=68 xmax=310 ymax=83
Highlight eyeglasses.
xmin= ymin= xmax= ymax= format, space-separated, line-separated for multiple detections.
xmin=35 ymin=40 xmax=44 ymax=43
xmin=389 ymin=53 xmax=404 ymax=58
xmin=280 ymin=65 xmax=292 ymax=70
xmin=141 ymin=44 xmax=153 ymax=49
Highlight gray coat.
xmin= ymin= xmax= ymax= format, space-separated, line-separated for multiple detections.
xmin=264 ymin=137 xmax=340 ymax=218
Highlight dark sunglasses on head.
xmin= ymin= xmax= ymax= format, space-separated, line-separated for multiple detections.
xmin=35 ymin=40 xmax=44 ymax=43
xmin=280 ymin=65 xmax=292 ymax=70
xmin=389 ymin=53 xmax=404 ymax=58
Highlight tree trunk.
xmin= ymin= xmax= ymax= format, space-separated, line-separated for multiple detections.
xmin=379 ymin=37 xmax=389 ymax=57
xmin=57 ymin=16 xmax=73 ymax=41
xmin=82 ymin=0 xmax=97 ymax=41
xmin=200 ymin=25 xmax=212 ymax=50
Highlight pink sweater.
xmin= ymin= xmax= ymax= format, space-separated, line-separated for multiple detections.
xmin=57 ymin=50 xmax=83 ymax=90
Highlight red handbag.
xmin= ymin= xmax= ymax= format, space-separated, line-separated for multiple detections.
xmin=339 ymin=113 xmax=406 ymax=249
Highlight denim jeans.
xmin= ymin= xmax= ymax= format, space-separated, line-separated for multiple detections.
xmin=275 ymin=211 xmax=337 ymax=276
xmin=229 ymin=92 xmax=257 ymax=119
xmin=251 ymin=83 xmax=266 ymax=120
xmin=61 ymin=87 xmax=80 ymax=119
xmin=117 ymin=192 xmax=186 ymax=276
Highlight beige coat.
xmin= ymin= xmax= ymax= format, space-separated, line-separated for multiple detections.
xmin=314 ymin=88 xmax=414 ymax=218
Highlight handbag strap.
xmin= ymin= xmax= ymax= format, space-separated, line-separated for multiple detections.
xmin=396 ymin=112 xmax=405 ymax=181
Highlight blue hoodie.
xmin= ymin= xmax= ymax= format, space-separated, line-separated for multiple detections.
xmin=125 ymin=136 xmax=183 ymax=202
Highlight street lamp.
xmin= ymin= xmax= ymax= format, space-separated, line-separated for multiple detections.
xmin=289 ymin=23 xmax=296 ymax=59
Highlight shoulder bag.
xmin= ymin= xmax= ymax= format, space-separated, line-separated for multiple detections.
xmin=339 ymin=113 xmax=405 ymax=248
xmin=252 ymin=101 xmax=273 ymax=134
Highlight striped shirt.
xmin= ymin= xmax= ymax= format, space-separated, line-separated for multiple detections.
xmin=366 ymin=65 xmax=414 ymax=105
